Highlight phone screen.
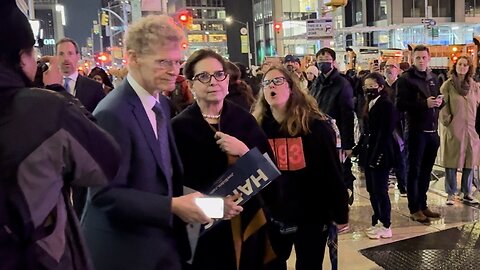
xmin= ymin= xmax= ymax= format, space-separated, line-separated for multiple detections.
xmin=195 ymin=197 xmax=224 ymax=219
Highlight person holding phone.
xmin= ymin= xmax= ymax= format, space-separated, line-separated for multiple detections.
xmin=396 ymin=45 xmax=444 ymax=223
xmin=439 ymin=55 xmax=480 ymax=205
xmin=252 ymin=66 xmax=349 ymax=269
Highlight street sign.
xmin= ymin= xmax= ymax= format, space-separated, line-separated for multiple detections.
xmin=240 ymin=35 xmax=249 ymax=54
xmin=421 ymin=18 xmax=436 ymax=26
xmin=240 ymin=27 xmax=248 ymax=35
xmin=306 ymin=18 xmax=333 ymax=39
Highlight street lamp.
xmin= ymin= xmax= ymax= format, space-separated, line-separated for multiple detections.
xmin=226 ymin=16 xmax=252 ymax=69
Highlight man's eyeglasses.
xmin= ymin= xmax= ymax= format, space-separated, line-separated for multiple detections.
xmin=192 ymin=71 xmax=228 ymax=84
xmin=261 ymin=77 xmax=286 ymax=87
xmin=154 ymin=59 xmax=184 ymax=69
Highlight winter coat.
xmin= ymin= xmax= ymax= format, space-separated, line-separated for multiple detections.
xmin=439 ymin=78 xmax=480 ymax=168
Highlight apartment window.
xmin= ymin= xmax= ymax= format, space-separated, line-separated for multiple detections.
xmin=207 ymin=0 xmax=224 ymax=7
xmin=189 ymin=9 xmax=203 ymax=19
xmin=209 ymin=34 xmax=227 ymax=42
xmin=374 ymin=0 xmax=387 ymax=21
xmin=403 ymin=0 xmax=425 ymax=17
xmin=190 ymin=24 xmax=202 ymax=31
xmin=354 ymin=0 xmax=363 ymax=24
xmin=208 ymin=23 xmax=224 ymax=31
xmin=428 ymin=0 xmax=451 ymax=17
xmin=186 ymin=0 xmax=202 ymax=6
xmin=466 ymin=0 xmax=480 ymax=16
xmin=188 ymin=34 xmax=208 ymax=43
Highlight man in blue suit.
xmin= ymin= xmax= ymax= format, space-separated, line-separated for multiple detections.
xmin=81 ymin=15 xmax=211 ymax=270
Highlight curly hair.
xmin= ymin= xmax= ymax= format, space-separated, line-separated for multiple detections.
xmin=252 ymin=66 xmax=325 ymax=136
xmin=124 ymin=15 xmax=185 ymax=55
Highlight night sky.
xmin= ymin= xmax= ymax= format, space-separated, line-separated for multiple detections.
xmin=61 ymin=0 xmax=101 ymax=48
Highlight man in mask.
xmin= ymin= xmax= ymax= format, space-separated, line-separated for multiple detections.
xmin=310 ymin=47 xmax=355 ymax=203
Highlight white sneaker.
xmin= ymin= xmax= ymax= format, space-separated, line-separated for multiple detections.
xmin=365 ymin=224 xmax=380 ymax=233
xmin=367 ymin=226 xmax=392 ymax=239
xmin=446 ymin=195 xmax=455 ymax=205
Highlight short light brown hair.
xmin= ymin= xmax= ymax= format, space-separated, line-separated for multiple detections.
xmin=124 ymin=15 xmax=185 ymax=55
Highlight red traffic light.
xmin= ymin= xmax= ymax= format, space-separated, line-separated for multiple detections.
xmin=179 ymin=14 xmax=188 ymax=23
xmin=181 ymin=42 xmax=188 ymax=49
xmin=274 ymin=22 xmax=282 ymax=33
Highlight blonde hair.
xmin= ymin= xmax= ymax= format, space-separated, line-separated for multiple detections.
xmin=124 ymin=15 xmax=185 ymax=55
xmin=252 ymin=66 xmax=325 ymax=136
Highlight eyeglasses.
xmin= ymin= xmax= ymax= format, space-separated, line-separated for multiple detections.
xmin=261 ymin=76 xmax=286 ymax=87
xmin=192 ymin=71 xmax=228 ymax=84
xmin=154 ymin=59 xmax=184 ymax=69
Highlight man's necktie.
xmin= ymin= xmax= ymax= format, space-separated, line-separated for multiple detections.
xmin=63 ymin=77 xmax=71 ymax=94
xmin=152 ymin=102 xmax=172 ymax=197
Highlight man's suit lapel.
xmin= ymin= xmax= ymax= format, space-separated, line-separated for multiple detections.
xmin=125 ymin=83 xmax=167 ymax=177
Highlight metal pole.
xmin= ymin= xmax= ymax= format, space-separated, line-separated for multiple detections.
xmin=98 ymin=12 xmax=104 ymax=53
xmin=251 ymin=0 xmax=257 ymax=65
xmin=122 ymin=1 xmax=129 ymax=31
xmin=246 ymin=22 xmax=252 ymax=69
xmin=109 ymin=2 xmax=114 ymax=53
xmin=424 ymin=0 xmax=428 ymax=43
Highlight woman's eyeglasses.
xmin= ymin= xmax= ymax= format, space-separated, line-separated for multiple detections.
xmin=261 ymin=77 xmax=286 ymax=87
xmin=192 ymin=71 xmax=228 ymax=84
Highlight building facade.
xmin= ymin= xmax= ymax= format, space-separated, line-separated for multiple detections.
xmin=168 ymin=0 xmax=228 ymax=58
xmin=34 ymin=0 xmax=65 ymax=56
xmin=340 ymin=0 xmax=480 ymax=48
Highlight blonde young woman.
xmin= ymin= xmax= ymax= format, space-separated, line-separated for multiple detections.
xmin=252 ymin=66 xmax=349 ymax=270
xmin=440 ymin=55 xmax=480 ymax=205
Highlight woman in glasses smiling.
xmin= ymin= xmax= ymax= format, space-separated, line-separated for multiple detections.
xmin=252 ymin=66 xmax=349 ymax=269
xmin=171 ymin=49 xmax=280 ymax=270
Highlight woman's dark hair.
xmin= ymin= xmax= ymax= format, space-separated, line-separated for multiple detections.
xmin=0 ymin=47 xmax=35 ymax=87
xmin=183 ymin=49 xmax=227 ymax=80
xmin=225 ymin=61 xmax=255 ymax=108
xmin=88 ymin=67 xmax=114 ymax=89
xmin=363 ymin=72 xmax=386 ymax=88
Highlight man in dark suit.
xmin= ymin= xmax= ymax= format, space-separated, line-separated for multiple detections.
xmin=56 ymin=38 xmax=106 ymax=217
xmin=81 ymin=15 xmax=211 ymax=270
xmin=56 ymin=37 xmax=105 ymax=113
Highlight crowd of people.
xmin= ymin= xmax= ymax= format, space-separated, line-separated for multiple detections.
xmin=2 ymin=0 xmax=480 ymax=269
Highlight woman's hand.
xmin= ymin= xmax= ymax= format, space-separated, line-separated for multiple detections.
xmin=223 ymin=193 xmax=243 ymax=220
xmin=215 ymin=131 xmax=249 ymax=157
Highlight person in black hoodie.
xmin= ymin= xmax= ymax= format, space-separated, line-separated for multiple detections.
xmin=361 ymin=72 xmax=396 ymax=239
xmin=396 ymin=45 xmax=444 ymax=223
xmin=0 ymin=1 xmax=120 ymax=269
xmin=253 ymin=66 xmax=349 ymax=270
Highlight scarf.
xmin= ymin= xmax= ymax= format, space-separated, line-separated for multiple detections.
xmin=451 ymin=74 xmax=470 ymax=96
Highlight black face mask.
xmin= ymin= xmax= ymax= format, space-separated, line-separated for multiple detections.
xmin=365 ymin=88 xmax=380 ymax=99
xmin=317 ymin=62 xmax=332 ymax=74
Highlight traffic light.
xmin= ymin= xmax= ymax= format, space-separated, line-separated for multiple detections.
xmin=177 ymin=11 xmax=193 ymax=29
xmin=101 ymin=12 xmax=109 ymax=26
xmin=96 ymin=52 xmax=111 ymax=64
xmin=181 ymin=42 xmax=188 ymax=49
xmin=274 ymin=22 xmax=282 ymax=34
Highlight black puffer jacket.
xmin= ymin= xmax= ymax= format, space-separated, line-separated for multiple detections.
xmin=0 ymin=63 xmax=120 ymax=270
xmin=310 ymin=68 xmax=355 ymax=150
xmin=396 ymin=66 xmax=443 ymax=132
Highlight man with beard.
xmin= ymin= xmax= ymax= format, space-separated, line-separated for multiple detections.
xmin=284 ymin=54 xmax=308 ymax=90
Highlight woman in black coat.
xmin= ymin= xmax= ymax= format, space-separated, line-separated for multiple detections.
xmin=252 ymin=66 xmax=349 ymax=270
xmin=362 ymin=72 xmax=396 ymax=239
xmin=172 ymin=49 xmax=279 ymax=270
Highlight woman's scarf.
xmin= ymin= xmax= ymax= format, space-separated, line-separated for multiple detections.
xmin=451 ymin=74 xmax=471 ymax=96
